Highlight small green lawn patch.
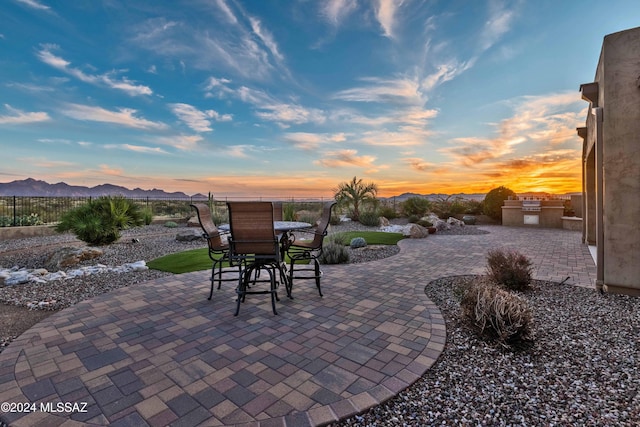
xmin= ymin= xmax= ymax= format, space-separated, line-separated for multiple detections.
xmin=148 ymin=231 xmax=404 ymax=274
xmin=147 ymin=248 xmax=221 ymax=274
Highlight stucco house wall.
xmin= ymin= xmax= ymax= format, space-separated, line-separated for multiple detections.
xmin=579 ymin=26 xmax=640 ymax=296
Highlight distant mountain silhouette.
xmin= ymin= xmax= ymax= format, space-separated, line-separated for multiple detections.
xmin=0 ymin=178 xmax=203 ymax=199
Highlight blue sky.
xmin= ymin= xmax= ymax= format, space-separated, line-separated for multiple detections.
xmin=1 ymin=0 xmax=639 ymax=198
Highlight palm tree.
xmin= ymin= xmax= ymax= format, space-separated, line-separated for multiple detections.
xmin=333 ymin=176 xmax=378 ymax=222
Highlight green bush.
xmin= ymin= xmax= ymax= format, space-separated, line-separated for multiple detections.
xmin=431 ymin=196 xmax=467 ymax=219
xmin=164 ymin=221 xmax=179 ymax=228
xmin=486 ymin=249 xmax=533 ymax=291
xmin=283 ymin=202 xmax=296 ymax=221
xmin=483 ymin=186 xmax=517 ymax=221
xmin=378 ymin=205 xmax=398 ymax=219
xmin=417 ymin=219 xmax=433 ymax=228
xmin=0 ymin=213 xmax=44 ymax=227
xmin=141 ymin=207 xmax=154 ymax=225
xmin=55 ymin=196 xmax=145 ymax=245
xmin=400 ymin=197 xmax=431 ymax=217
xmin=330 ymin=212 xmax=342 ymax=225
xmin=319 ymin=234 xmax=350 ymax=264
xmin=408 ymin=214 xmax=420 ymax=223
xmin=460 ymin=278 xmax=534 ymax=348
xmin=358 ymin=210 xmax=380 ymax=227
xmin=350 ymin=237 xmax=367 ymax=248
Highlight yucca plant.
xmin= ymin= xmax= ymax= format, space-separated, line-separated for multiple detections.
xmin=56 ymin=196 xmax=145 ymax=245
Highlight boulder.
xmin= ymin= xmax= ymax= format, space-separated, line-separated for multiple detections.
xmin=44 ymin=247 xmax=103 ymax=271
xmin=434 ymin=219 xmax=449 ymax=231
xmin=187 ymin=216 xmax=201 ymax=227
xmin=176 ymin=229 xmax=203 ymax=242
xmin=447 ymin=217 xmax=465 ymax=227
xmin=379 ymin=217 xmax=390 ymax=227
xmin=404 ymin=223 xmax=430 ymax=239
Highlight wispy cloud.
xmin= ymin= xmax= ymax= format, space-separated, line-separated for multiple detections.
xmin=151 ymin=134 xmax=204 ymax=151
xmin=170 ymin=103 xmax=232 ymax=133
xmin=334 ymin=76 xmax=424 ymax=105
xmin=105 ymin=144 xmax=169 ymax=155
xmin=62 ymin=103 xmax=168 ymax=130
xmin=478 ymin=1 xmax=517 ymax=52
xmin=314 ymin=149 xmax=379 ymax=171
xmin=321 ymin=0 xmax=358 ymax=26
xmin=20 ymin=157 xmax=75 ymax=168
xmin=129 ymin=2 xmax=289 ymax=82
xmin=375 ymin=0 xmax=402 ymax=38
xmin=404 ymin=157 xmax=437 ymax=172
xmin=36 ymin=45 xmax=152 ymax=96
xmin=16 ymin=0 xmax=50 ymax=11
xmin=0 ymin=104 xmax=50 ymax=124
xmin=283 ymin=132 xmax=347 ymax=150
xmin=442 ymin=91 xmax=584 ymax=167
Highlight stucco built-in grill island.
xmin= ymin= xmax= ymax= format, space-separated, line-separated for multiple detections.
xmin=502 ymin=199 xmax=566 ymax=228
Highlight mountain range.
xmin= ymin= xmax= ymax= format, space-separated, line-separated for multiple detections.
xmin=0 ymin=178 xmax=206 ymax=199
xmin=0 ymin=178 xmax=577 ymax=200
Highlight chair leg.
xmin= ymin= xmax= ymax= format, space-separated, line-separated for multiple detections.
xmin=313 ymin=258 xmax=323 ymax=297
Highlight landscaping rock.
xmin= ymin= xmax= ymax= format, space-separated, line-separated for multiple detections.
xmin=44 ymin=247 xmax=103 ymax=271
xmin=405 ymin=223 xmax=430 ymax=238
xmin=175 ymin=229 xmax=203 ymax=242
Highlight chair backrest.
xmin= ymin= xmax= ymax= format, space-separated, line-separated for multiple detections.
xmin=227 ymin=201 xmax=278 ymax=256
xmin=310 ymin=201 xmax=337 ymax=248
xmin=190 ymin=203 xmax=225 ymax=249
xmin=272 ymin=201 xmax=283 ymax=221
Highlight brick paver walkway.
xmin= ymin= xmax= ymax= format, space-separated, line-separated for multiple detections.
xmin=0 ymin=226 xmax=596 ymax=426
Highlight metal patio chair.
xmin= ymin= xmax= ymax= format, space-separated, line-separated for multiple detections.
xmin=286 ymin=201 xmax=336 ymax=298
xmin=190 ymin=203 xmax=238 ymax=300
xmin=227 ymin=201 xmax=283 ymax=315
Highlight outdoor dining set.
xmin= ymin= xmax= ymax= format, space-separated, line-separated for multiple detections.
xmin=190 ymin=201 xmax=336 ymax=316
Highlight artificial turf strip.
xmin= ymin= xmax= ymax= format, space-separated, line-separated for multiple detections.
xmin=147 ymin=231 xmax=404 ymax=274
xmin=146 ymin=248 xmax=221 ymax=274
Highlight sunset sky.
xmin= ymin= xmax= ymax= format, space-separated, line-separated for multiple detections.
xmin=1 ymin=1 xmax=639 ymax=198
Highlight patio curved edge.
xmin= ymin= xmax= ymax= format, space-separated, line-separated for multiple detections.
xmin=0 ymin=264 xmax=447 ymax=427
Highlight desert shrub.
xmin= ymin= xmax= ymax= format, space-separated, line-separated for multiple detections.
xmin=483 ymin=186 xmax=517 ymax=221
xmin=486 ymin=249 xmax=533 ymax=291
xmin=407 ymin=214 xmax=420 ymax=223
xmin=417 ymin=219 xmax=433 ymax=228
xmin=56 ymin=196 xmax=145 ymax=245
xmin=350 ymin=237 xmax=367 ymax=248
xmin=358 ymin=210 xmax=380 ymax=227
xmin=330 ymin=211 xmax=342 ymax=225
xmin=141 ymin=207 xmax=154 ymax=225
xmin=378 ymin=204 xmax=398 ymax=219
xmin=400 ymin=197 xmax=431 ymax=217
xmin=319 ymin=234 xmax=350 ymax=264
xmin=283 ymin=202 xmax=296 ymax=221
xmin=297 ymin=211 xmax=320 ymax=226
xmin=164 ymin=221 xmax=179 ymax=228
xmin=431 ymin=196 xmax=467 ymax=219
xmin=0 ymin=213 xmax=43 ymax=227
xmin=460 ymin=278 xmax=534 ymax=348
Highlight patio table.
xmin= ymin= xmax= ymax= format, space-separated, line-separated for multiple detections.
xmin=220 ymin=220 xmax=312 ymax=298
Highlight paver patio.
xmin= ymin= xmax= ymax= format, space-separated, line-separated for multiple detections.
xmin=0 ymin=226 xmax=596 ymax=426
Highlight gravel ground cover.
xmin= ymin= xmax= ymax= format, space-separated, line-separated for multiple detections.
xmin=333 ymin=275 xmax=640 ymax=427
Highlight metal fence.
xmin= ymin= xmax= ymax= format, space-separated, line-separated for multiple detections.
xmin=0 ymin=195 xmax=332 ymax=227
